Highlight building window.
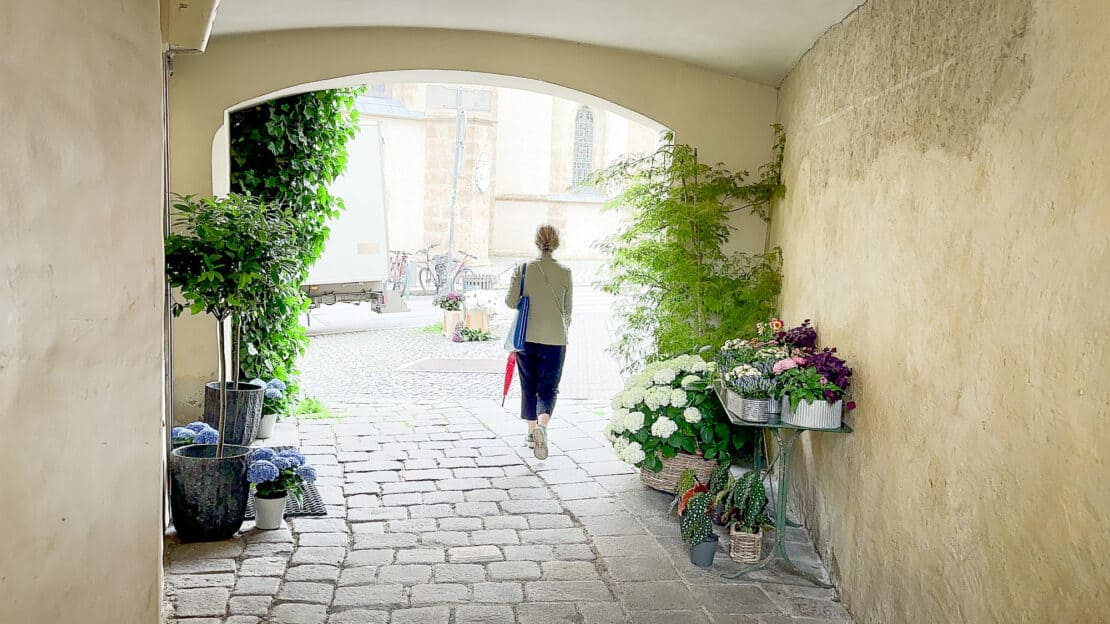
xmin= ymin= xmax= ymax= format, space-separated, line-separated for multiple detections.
xmin=572 ymin=105 xmax=595 ymax=185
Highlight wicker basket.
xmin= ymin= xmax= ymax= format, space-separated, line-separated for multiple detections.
xmin=729 ymin=526 xmax=763 ymax=563
xmin=640 ymin=452 xmax=718 ymax=493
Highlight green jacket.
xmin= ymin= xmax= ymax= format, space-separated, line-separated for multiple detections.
xmin=505 ymin=254 xmax=573 ymax=346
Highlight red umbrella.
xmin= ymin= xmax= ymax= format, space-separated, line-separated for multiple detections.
xmin=501 ymin=351 xmax=517 ymax=407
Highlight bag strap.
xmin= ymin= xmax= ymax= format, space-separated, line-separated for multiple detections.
xmin=518 ymin=262 xmax=527 ymax=297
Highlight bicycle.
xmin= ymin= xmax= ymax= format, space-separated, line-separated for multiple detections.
xmin=413 ymin=243 xmax=439 ymax=295
xmin=418 ymin=249 xmax=478 ymax=294
xmin=386 ymin=249 xmax=411 ymax=298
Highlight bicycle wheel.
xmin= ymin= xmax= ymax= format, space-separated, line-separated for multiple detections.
xmin=453 ymin=267 xmax=477 ymax=293
xmin=418 ymin=267 xmax=433 ymax=294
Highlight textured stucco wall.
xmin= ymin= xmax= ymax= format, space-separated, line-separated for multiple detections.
xmin=168 ymin=28 xmax=778 ymax=420
xmin=772 ymin=1 xmax=1110 ymax=622
xmin=0 ymin=2 xmax=166 ymax=623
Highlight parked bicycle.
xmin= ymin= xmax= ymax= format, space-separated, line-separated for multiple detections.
xmin=419 ymin=249 xmax=478 ymax=294
xmin=386 ymin=249 xmax=412 ymax=297
xmin=411 ymin=243 xmax=439 ymax=295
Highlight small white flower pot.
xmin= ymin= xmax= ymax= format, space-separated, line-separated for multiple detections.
xmin=256 ymin=413 xmax=277 ymax=439
xmin=781 ymin=397 xmax=842 ymax=429
xmin=253 ymin=493 xmax=287 ymax=530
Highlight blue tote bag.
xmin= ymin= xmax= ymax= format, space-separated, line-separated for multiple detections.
xmin=504 ymin=263 xmax=530 ymax=352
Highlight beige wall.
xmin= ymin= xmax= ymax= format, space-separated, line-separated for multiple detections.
xmin=0 ymin=2 xmax=166 ymax=623
xmin=168 ymin=28 xmax=778 ymax=420
xmin=772 ymin=1 xmax=1110 ymax=622
xmin=490 ymin=197 xmax=620 ymax=259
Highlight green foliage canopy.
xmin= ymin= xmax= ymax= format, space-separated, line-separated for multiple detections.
xmin=588 ymin=127 xmax=786 ymax=369
xmin=228 ymin=88 xmax=363 ymax=411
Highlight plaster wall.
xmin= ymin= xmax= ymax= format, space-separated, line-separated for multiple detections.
xmin=772 ymin=1 xmax=1110 ymax=622
xmin=168 ymin=28 xmax=778 ymax=420
xmin=0 ymin=2 xmax=166 ymax=622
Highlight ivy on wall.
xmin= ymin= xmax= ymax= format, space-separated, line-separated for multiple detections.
xmin=228 ymin=87 xmax=364 ymax=411
xmin=588 ymin=125 xmax=786 ymax=369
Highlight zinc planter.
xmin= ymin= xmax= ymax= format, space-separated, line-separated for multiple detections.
xmin=253 ymin=493 xmax=287 ymax=530
xmin=781 ymin=398 xmax=843 ymax=429
xmin=739 ymin=398 xmax=771 ymax=423
xmin=767 ymin=397 xmax=782 ymax=414
xmin=203 ymin=381 xmax=265 ymax=445
xmin=169 ymin=444 xmax=252 ymax=542
xmin=256 ymin=413 xmax=277 ymax=440
xmin=689 ymin=534 xmax=720 ymax=568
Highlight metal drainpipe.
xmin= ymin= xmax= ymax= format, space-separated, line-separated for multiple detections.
xmin=162 ymin=50 xmax=174 ymax=530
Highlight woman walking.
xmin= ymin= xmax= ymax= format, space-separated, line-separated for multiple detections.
xmin=505 ymin=224 xmax=573 ymax=460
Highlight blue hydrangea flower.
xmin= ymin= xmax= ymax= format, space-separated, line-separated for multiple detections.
xmin=264 ymin=387 xmax=282 ymax=399
xmin=248 ymin=378 xmax=265 ymax=388
xmin=185 ymin=421 xmax=208 ymax=432
xmin=295 ymin=465 xmax=318 ymax=483
xmin=267 ymin=379 xmax=287 ymax=392
xmin=278 ymin=449 xmax=305 ymax=466
xmin=247 ymin=460 xmax=280 ymax=484
xmin=251 ymin=448 xmax=276 ymax=462
xmin=270 ymin=456 xmax=291 ymax=470
xmin=171 ymin=427 xmax=195 ymax=441
xmin=193 ymin=428 xmax=219 ymax=445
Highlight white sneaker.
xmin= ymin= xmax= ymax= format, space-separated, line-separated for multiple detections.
xmin=525 ymin=435 xmax=535 ymax=449
xmin=531 ymin=425 xmax=549 ymax=460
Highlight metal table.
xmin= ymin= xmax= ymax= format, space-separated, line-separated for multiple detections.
xmin=713 ymin=384 xmax=852 ymax=587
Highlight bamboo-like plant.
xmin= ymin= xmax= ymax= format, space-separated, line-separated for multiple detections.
xmin=165 ymin=194 xmax=299 ymax=457
xmin=586 ymin=127 xmax=786 ymax=369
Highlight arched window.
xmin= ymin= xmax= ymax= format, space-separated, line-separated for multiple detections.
xmin=572 ymin=105 xmax=595 ymax=185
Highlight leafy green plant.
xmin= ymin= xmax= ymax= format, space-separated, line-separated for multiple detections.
xmin=295 ymin=397 xmax=337 ymax=420
xmin=716 ymin=470 xmax=768 ymax=533
xmin=421 ymin=322 xmax=444 ymax=334
xmin=668 ymin=468 xmax=699 ymax=514
xmin=680 ymin=492 xmax=715 ymax=545
xmin=165 ymin=194 xmax=300 ymax=456
xmin=776 ymin=366 xmax=846 ymax=410
xmin=587 ymin=127 xmax=786 ymax=369
xmin=460 ymin=327 xmax=494 ymax=342
xmin=228 ymin=87 xmax=364 ymax=412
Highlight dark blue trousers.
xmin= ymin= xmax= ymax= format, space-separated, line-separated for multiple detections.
xmin=516 ymin=342 xmax=567 ymax=421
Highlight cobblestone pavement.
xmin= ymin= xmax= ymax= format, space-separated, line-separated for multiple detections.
xmin=165 ymin=398 xmax=853 ymax=623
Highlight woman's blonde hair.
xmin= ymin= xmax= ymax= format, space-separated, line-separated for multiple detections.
xmin=535 ymin=224 xmax=560 ymax=253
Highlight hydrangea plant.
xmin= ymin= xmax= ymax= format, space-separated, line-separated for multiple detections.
xmin=247 ymin=447 xmax=317 ymax=507
xmin=249 ymin=378 xmax=289 ymax=415
xmin=171 ymin=422 xmax=221 ymax=448
xmin=605 ymin=354 xmax=757 ymax=471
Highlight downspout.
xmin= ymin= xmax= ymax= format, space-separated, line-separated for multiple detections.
xmin=162 ymin=50 xmax=174 ymax=530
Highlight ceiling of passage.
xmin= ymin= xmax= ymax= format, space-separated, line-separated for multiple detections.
xmin=211 ymin=0 xmax=866 ymax=86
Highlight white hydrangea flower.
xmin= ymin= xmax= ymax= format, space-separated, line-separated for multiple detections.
xmin=650 ymin=416 xmax=678 ymax=438
xmin=620 ymin=441 xmax=646 ymax=465
xmin=610 ymin=394 xmax=623 ymax=410
xmin=670 ymin=389 xmax=689 ymax=408
xmin=683 ymin=407 xmax=703 ymax=423
xmin=680 ymin=375 xmax=700 ymax=388
xmin=623 ymin=411 xmax=645 ymax=433
xmin=653 ymin=367 xmax=678 ymax=385
xmin=613 ymin=437 xmax=630 ymax=455
xmin=690 ymin=361 xmax=709 ymax=373
xmin=621 ymin=387 xmax=646 ymax=409
xmin=603 ymin=420 xmax=618 ymax=442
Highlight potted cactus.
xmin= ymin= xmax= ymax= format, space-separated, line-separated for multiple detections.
xmin=165 ymin=193 xmax=299 ymax=542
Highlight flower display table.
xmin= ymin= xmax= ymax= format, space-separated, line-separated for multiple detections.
xmin=714 ymin=382 xmax=852 ymax=588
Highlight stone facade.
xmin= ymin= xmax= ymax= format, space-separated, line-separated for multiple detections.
xmin=773 ymin=1 xmax=1110 ymax=622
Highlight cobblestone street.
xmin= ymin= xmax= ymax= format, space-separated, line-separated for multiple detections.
xmin=165 ymin=397 xmax=852 ymax=623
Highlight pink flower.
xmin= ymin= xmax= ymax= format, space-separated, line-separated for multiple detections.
xmin=772 ymin=358 xmax=797 ymax=375
xmin=792 ymin=356 xmax=807 ymax=365
xmin=819 ymin=376 xmax=829 ymax=385
xmin=769 ymin=318 xmax=785 ymax=332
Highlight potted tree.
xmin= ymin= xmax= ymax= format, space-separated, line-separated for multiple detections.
xmin=165 ymin=193 xmax=299 ymax=541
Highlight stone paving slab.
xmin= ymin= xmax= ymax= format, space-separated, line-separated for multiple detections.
xmin=165 ymin=398 xmax=852 ymax=623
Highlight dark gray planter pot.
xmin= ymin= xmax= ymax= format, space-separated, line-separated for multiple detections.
xmin=203 ymin=381 xmax=264 ymax=445
xmin=169 ymin=444 xmax=252 ymax=542
xmin=690 ymin=534 xmax=720 ymax=568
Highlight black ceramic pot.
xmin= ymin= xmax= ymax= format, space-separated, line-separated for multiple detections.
xmin=203 ymin=381 xmax=264 ymax=445
xmin=169 ymin=444 xmax=251 ymax=542
xmin=689 ymin=534 xmax=720 ymax=568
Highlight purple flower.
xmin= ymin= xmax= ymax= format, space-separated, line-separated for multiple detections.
xmin=776 ymin=320 xmax=817 ymax=352
xmin=278 ymin=449 xmax=305 ymax=467
xmin=271 ymin=456 xmax=292 ymax=470
xmin=251 ymin=448 xmax=276 ymax=462
xmin=185 ymin=421 xmax=208 ymax=433
xmin=171 ymin=427 xmax=195 ymax=442
xmin=247 ymin=460 xmax=280 ymax=484
xmin=295 ymin=465 xmax=318 ymax=483
xmin=193 ymin=427 xmax=219 ymax=445
xmin=809 ymin=348 xmax=852 ymax=392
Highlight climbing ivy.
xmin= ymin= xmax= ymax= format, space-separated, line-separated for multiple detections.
xmin=587 ymin=126 xmax=786 ymax=369
xmin=228 ymin=87 xmax=364 ymax=413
